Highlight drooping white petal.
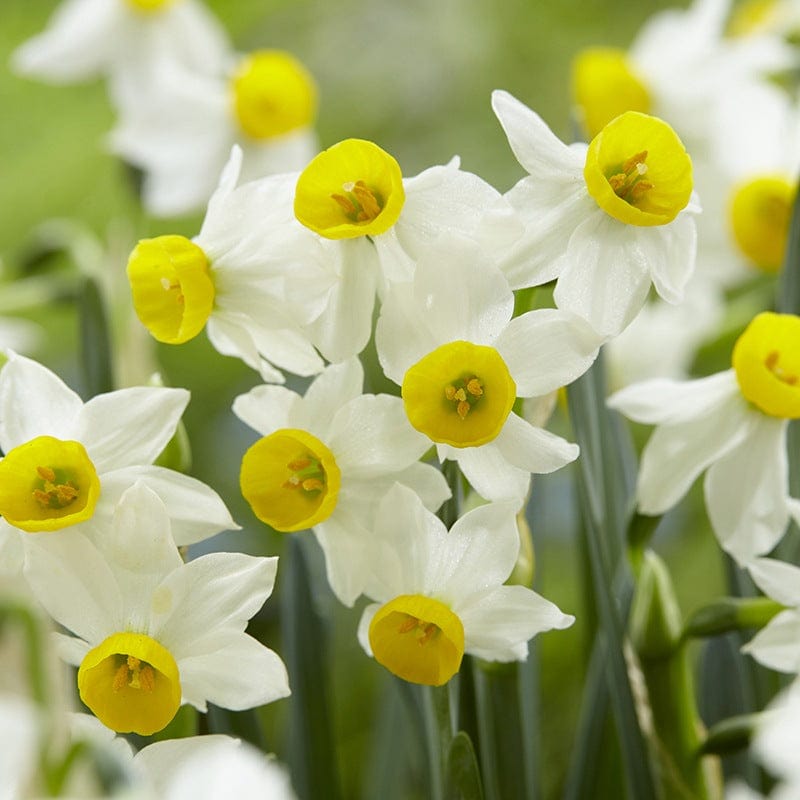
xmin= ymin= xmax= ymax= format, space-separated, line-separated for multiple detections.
xmin=52 ymin=631 xmax=91 ymax=666
xmin=356 ymin=603 xmax=381 ymax=657
xmin=556 ymin=211 xmax=654 ymax=338
xmin=76 ymin=386 xmax=189 ymax=472
xmin=372 ymin=228 xmax=417 ymax=286
xmin=742 ymin=609 xmax=800 ymax=673
xmin=705 ymin=416 xmax=790 ymax=562
xmin=643 ymin=211 xmax=698 ymax=304
xmin=495 ymin=308 xmax=600 ymax=396
xmin=23 ymin=531 xmax=121 ymax=645
xmin=179 ymin=631 xmax=289 ymax=712
xmin=205 ymin=314 xmax=285 ymax=384
xmin=636 ymin=391 xmax=755 ymax=514
xmin=300 ymin=358 xmax=364 ymax=436
xmin=458 ymin=584 xmax=574 ymax=661
xmin=411 ymin=236 xmax=514 ymax=347
xmin=96 ymin=466 xmax=239 ymax=547
xmin=383 ymin=461 xmax=451 ymax=513
xmin=747 ymin=558 xmax=800 ymax=608
xmin=608 ymin=370 xmax=740 ymax=426
xmin=150 ymin=553 xmax=278 ymax=657
xmin=491 ymin=90 xmax=585 ymax=179
xmin=494 ymin=413 xmax=579 ymax=475
xmin=232 ymin=385 xmax=300 ymax=437
xmin=0 ymin=354 xmax=82 ymax=449
xmin=328 ymin=395 xmax=429 ymax=475
xmin=443 ymin=443 xmax=531 ymax=503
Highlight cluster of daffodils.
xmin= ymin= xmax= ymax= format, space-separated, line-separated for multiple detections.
xmin=9 ymin=0 xmax=800 ymax=795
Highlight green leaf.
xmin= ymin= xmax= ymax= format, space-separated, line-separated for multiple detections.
xmin=77 ymin=275 xmax=113 ymax=397
xmin=281 ymin=536 xmax=342 ymax=800
xmin=445 ymin=732 xmax=485 ymax=800
xmin=699 ymin=713 xmax=761 ymax=756
xmin=567 ymin=354 xmax=660 ymax=800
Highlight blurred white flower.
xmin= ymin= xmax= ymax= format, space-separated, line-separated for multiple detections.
xmin=233 ymin=358 xmax=449 ymax=606
xmin=357 ymin=484 xmax=574 ymax=686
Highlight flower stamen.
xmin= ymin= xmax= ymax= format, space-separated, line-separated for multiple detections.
xmin=445 ymin=376 xmax=484 ymax=420
xmin=765 ymin=350 xmax=798 ymax=386
xmin=330 ymin=180 xmax=384 ymax=223
xmin=32 ymin=465 xmax=80 ymax=510
xmin=608 ymin=151 xmax=653 ymax=203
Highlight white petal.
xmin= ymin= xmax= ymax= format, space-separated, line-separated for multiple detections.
xmin=134 ymin=735 xmax=238 ymax=791
xmin=301 ymin=358 xmax=364 ymax=435
xmin=494 ymin=413 xmax=579 ymax=474
xmin=329 ymin=395 xmax=429 ymax=475
xmin=608 ymin=371 xmax=739 ymax=425
xmin=180 ymin=632 xmax=289 ymax=712
xmin=446 ymin=443 xmax=531 ymax=503
xmin=705 ymin=417 xmax=790 ymax=562
xmin=645 ymin=212 xmax=698 ymax=304
xmin=495 ymin=309 xmax=600 ymax=396
xmin=458 ymin=584 xmax=574 ymax=661
xmin=76 ymin=387 xmax=189 ymax=472
xmin=636 ymin=392 xmax=755 ymax=514
xmin=356 ymin=603 xmax=381 ymax=657
xmin=23 ymin=530 xmax=120 ymax=644
xmin=205 ymin=315 xmax=285 ymax=383
xmin=52 ymin=632 xmax=90 ymax=666
xmin=98 ymin=466 xmax=239 ymax=546
xmin=747 ymin=558 xmax=800 ymax=608
xmin=372 ymin=228 xmax=416 ymax=286
xmin=556 ymin=212 xmax=653 ymax=338
xmin=742 ymin=609 xmax=800 ymax=673
xmin=152 ymin=553 xmax=278 ymax=657
xmin=491 ymin=90 xmax=584 ymax=178
xmin=0 ymin=354 xmax=82 ymax=449
xmin=411 ymin=236 xmax=514 ymax=346
xmin=389 ymin=461 xmax=451 ymax=513
xmin=232 ymin=385 xmax=299 ymax=437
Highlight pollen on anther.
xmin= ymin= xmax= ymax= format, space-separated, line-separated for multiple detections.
xmin=457 ymin=401 xmax=470 ymax=420
xmin=36 ymin=466 xmax=56 ymax=482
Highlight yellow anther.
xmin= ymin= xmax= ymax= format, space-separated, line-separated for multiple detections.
xmin=301 ymin=478 xmax=324 ymax=492
xmin=765 ymin=350 xmax=798 ymax=385
xmin=453 ymin=388 xmax=467 ymax=402
xmin=630 ymin=181 xmax=654 ymax=200
xmin=457 ymin=401 xmax=471 ymax=420
xmin=32 ymin=490 xmax=52 ymax=506
xmin=418 ymin=623 xmax=438 ymax=646
xmin=36 ymin=466 xmax=56 ymax=482
xmin=398 ymin=617 xmax=418 ymax=634
xmin=138 ymin=665 xmax=156 ymax=693
xmin=466 ymin=378 xmax=483 ymax=397
xmin=113 ymin=663 xmax=129 ymax=693
xmin=287 ymin=457 xmax=312 ymax=471
xmin=282 ymin=476 xmax=302 ymax=489
xmin=331 ymin=193 xmax=358 ymax=216
xmin=352 ymin=181 xmax=382 ymax=220
xmin=444 ymin=385 xmax=457 ymax=401
xmin=622 ymin=150 xmax=648 ymax=173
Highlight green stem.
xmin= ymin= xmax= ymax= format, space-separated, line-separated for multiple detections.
xmin=439 ymin=460 xmax=462 ymax=529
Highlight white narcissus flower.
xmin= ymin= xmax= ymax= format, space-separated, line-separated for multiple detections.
xmin=11 ymin=0 xmax=230 ymax=100
xmin=0 ymin=352 xmax=236 ymax=547
xmin=608 ymin=311 xmax=800 ymax=563
xmin=289 ymin=139 xmax=522 ymax=360
xmin=491 ymin=90 xmax=700 ymax=338
xmin=233 ymin=358 xmax=450 ymax=606
xmin=357 ymin=484 xmax=574 ymax=686
xmin=135 ymin=735 xmax=297 ymax=800
xmin=23 ymin=483 xmax=289 ymax=736
xmin=126 ymin=147 xmax=326 ymax=382
xmin=376 ymin=234 xmax=600 ymax=503
xmin=110 ymin=50 xmax=319 ymax=217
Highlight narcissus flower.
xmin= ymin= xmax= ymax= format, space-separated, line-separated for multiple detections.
xmin=357 ymin=484 xmax=574 ymax=686
xmin=234 ymin=358 xmax=450 ymax=606
xmin=126 ymin=147 xmax=325 ymax=381
xmin=376 ymin=234 xmax=600 ymax=502
xmin=11 ymin=0 xmax=230 ymax=100
xmin=492 ymin=90 xmax=701 ymax=338
xmin=0 ymin=352 xmax=235 ymax=545
xmin=23 ymin=483 xmax=289 ymax=735
xmin=110 ymin=50 xmax=318 ymax=216
xmin=608 ymin=311 xmax=800 ymax=563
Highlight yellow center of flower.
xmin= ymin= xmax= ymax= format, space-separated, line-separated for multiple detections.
xmin=240 ymin=428 xmax=341 ymax=532
xmin=572 ymin=48 xmax=652 ymax=139
xmin=402 ymin=341 xmax=516 ymax=448
xmin=733 ymin=312 xmax=800 ymax=419
xmin=231 ymin=50 xmax=318 ymax=140
xmin=369 ymin=594 xmax=464 ymax=686
xmin=127 ymin=235 xmax=215 ymax=345
xmin=0 ymin=436 xmax=100 ymax=533
xmin=78 ymin=632 xmax=181 ymax=736
xmin=294 ymin=139 xmax=405 ymax=239
xmin=584 ymin=111 xmax=693 ymax=227
xmin=125 ymin=0 xmax=175 ymax=12
xmin=729 ymin=175 xmax=794 ymax=274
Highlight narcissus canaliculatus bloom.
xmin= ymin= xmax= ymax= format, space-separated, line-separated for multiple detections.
xmin=23 ymin=483 xmax=289 ymax=735
xmin=0 ymin=352 xmax=236 ymax=546
xmin=608 ymin=311 xmax=800 ymax=563
xmin=126 ymin=147 xmax=325 ymax=381
xmin=376 ymin=234 xmax=601 ymax=502
xmin=234 ymin=358 xmax=449 ymax=606
xmin=357 ymin=484 xmax=574 ymax=686
xmin=492 ymin=90 xmax=701 ymax=338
